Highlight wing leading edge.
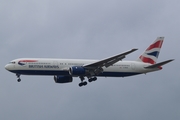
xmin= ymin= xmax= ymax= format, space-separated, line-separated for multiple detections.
xmin=83 ymin=48 xmax=138 ymax=69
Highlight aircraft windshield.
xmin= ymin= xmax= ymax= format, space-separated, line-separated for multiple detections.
xmin=9 ymin=61 xmax=16 ymax=64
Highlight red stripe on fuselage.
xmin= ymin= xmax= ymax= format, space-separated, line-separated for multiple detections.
xmin=146 ymin=40 xmax=163 ymax=51
xmin=19 ymin=60 xmax=38 ymax=62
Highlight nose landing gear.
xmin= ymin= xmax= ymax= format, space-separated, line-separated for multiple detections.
xmin=16 ymin=74 xmax=21 ymax=82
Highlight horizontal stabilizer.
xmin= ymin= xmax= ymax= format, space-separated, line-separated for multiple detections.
xmin=144 ymin=59 xmax=174 ymax=68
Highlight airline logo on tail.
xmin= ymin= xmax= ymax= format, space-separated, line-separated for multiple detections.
xmin=138 ymin=37 xmax=164 ymax=64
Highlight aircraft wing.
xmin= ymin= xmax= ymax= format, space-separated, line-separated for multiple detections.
xmin=83 ymin=49 xmax=138 ymax=69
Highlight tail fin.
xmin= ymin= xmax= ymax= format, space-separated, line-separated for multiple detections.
xmin=137 ymin=37 xmax=164 ymax=64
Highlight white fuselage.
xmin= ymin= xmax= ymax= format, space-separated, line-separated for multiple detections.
xmin=4 ymin=37 xmax=172 ymax=86
xmin=5 ymin=58 xmax=160 ymax=77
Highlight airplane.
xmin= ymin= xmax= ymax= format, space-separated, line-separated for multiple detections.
xmin=5 ymin=37 xmax=174 ymax=87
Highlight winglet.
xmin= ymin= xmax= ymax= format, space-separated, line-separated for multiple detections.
xmin=144 ymin=59 xmax=174 ymax=69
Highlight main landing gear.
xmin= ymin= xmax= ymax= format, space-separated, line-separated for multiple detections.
xmin=79 ymin=76 xmax=87 ymax=87
xmin=16 ymin=74 xmax=21 ymax=82
xmin=88 ymin=77 xmax=97 ymax=82
xmin=78 ymin=76 xmax=97 ymax=87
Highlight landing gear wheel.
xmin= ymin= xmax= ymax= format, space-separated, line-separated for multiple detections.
xmin=88 ymin=77 xmax=97 ymax=82
xmin=79 ymin=81 xmax=88 ymax=87
xmin=17 ymin=79 xmax=21 ymax=82
xmin=93 ymin=77 xmax=97 ymax=81
xmin=88 ymin=79 xmax=92 ymax=82
xmin=79 ymin=83 xmax=83 ymax=87
xmin=83 ymin=81 xmax=87 ymax=86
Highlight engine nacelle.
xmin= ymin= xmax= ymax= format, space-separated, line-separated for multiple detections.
xmin=69 ymin=66 xmax=86 ymax=76
xmin=54 ymin=75 xmax=73 ymax=83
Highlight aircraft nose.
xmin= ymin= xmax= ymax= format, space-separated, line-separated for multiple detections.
xmin=5 ymin=64 xmax=10 ymax=70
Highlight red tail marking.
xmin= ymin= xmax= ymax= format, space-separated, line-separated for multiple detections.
xmin=139 ymin=56 xmax=155 ymax=64
xmin=146 ymin=40 xmax=163 ymax=51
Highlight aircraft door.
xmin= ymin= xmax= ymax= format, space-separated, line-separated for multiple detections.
xmin=53 ymin=61 xmax=59 ymax=69
xmin=131 ymin=63 xmax=136 ymax=70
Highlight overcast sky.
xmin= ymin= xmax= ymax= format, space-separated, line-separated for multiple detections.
xmin=0 ymin=0 xmax=180 ymax=120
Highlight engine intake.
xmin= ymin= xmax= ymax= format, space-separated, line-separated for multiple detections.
xmin=54 ymin=75 xmax=73 ymax=83
xmin=69 ymin=66 xmax=87 ymax=76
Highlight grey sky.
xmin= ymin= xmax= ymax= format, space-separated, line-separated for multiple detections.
xmin=0 ymin=0 xmax=179 ymax=120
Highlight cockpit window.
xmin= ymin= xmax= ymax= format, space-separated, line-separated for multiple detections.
xmin=9 ymin=61 xmax=16 ymax=64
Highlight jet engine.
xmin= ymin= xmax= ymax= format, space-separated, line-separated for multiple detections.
xmin=69 ymin=66 xmax=87 ymax=76
xmin=54 ymin=75 xmax=73 ymax=83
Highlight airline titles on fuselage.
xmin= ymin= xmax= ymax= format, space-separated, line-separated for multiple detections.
xmin=29 ymin=65 xmax=59 ymax=69
xmin=26 ymin=62 xmax=59 ymax=69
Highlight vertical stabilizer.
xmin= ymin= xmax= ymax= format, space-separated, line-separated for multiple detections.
xmin=137 ymin=37 xmax=164 ymax=64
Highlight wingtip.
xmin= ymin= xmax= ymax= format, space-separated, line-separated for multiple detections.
xmin=169 ymin=59 xmax=175 ymax=62
xmin=132 ymin=48 xmax=138 ymax=51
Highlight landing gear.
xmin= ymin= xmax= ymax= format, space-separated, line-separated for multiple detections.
xmin=88 ymin=77 xmax=97 ymax=82
xmin=79 ymin=81 xmax=87 ymax=87
xmin=16 ymin=74 xmax=21 ymax=82
xmin=79 ymin=76 xmax=87 ymax=87
xmin=78 ymin=76 xmax=97 ymax=87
